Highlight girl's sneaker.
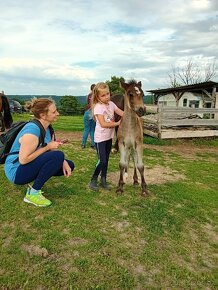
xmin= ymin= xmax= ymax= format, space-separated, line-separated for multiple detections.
xmin=24 ymin=188 xmax=52 ymax=207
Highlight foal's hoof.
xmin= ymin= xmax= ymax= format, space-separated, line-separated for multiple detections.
xmin=116 ymin=188 xmax=123 ymax=196
xmin=111 ymin=148 xmax=118 ymax=154
xmin=133 ymin=181 xmax=139 ymax=186
xmin=140 ymin=190 xmax=149 ymax=197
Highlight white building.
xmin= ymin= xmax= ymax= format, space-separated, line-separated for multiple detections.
xmin=147 ymin=81 xmax=218 ymax=108
xmin=158 ymin=92 xmax=204 ymax=108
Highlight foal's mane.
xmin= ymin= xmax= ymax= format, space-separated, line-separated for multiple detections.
xmin=126 ymin=79 xmax=137 ymax=85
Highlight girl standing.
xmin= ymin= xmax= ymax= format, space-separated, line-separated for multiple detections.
xmin=89 ymin=82 xmax=123 ymax=191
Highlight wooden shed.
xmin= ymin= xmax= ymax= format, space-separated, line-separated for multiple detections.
xmin=143 ymin=81 xmax=218 ymax=139
xmin=147 ymin=81 xmax=218 ymax=108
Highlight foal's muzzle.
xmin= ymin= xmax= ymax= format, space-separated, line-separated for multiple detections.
xmin=136 ymin=107 xmax=145 ymax=117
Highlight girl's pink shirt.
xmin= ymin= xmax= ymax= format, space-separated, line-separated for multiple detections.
xmin=94 ymin=101 xmax=118 ymax=143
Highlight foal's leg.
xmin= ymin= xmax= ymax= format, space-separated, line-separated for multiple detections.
xmin=116 ymin=165 xmax=125 ymax=195
xmin=116 ymin=144 xmax=128 ymax=195
xmin=133 ymin=166 xmax=139 ymax=185
xmin=112 ymin=136 xmax=119 ymax=154
xmin=132 ymin=146 xmax=139 ymax=185
xmin=112 ymin=116 xmax=120 ymax=153
xmin=135 ymin=145 xmax=148 ymax=197
xmin=114 ymin=126 xmax=119 ymax=152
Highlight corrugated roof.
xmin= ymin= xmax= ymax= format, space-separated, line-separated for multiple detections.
xmin=146 ymin=81 xmax=218 ymax=94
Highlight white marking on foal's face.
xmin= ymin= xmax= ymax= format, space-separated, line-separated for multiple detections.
xmin=134 ymin=86 xmax=140 ymax=95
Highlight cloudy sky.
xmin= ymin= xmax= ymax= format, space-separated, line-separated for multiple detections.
xmin=0 ymin=0 xmax=218 ymax=95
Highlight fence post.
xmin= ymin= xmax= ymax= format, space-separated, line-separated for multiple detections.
xmin=157 ymin=105 xmax=162 ymax=138
xmin=215 ymin=93 xmax=218 ymax=120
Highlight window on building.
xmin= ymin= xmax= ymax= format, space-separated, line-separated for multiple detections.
xmin=189 ymin=100 xmax=200 ymax=108
xmin=205 ymin=102 xmax=212 ymax=108
xmin=183 ymin=98 xmax=187 ymax=107
xmin=158 ymin=101 xmax=167 ymax=106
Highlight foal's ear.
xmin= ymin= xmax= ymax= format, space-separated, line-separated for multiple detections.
xmin=120 ymin=80 xmax=128 ymax=90
xmin=138 ymin=81 xmax=142 ymax=88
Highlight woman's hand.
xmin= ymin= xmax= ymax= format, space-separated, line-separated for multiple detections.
xmin=46 ymin=140 xmax=63 ymax=150
xmin=19 ymin=136 xmax=63 ymax=164
xmin=62 ymin=160 xmax=72 ymax=178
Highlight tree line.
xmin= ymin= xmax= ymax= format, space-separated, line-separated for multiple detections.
xmin=11 ymin=76 xmax=125 ymax=115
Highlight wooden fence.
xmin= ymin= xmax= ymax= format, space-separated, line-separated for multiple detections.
xmin=143 ymin=106 xmax=218 ymax=139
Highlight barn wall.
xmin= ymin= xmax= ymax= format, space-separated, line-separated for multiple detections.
xmin=158 ymin=92 xmax=204 ymax=108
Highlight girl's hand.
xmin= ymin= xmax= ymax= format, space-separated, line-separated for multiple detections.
xmin=63 ymin=160 xmax=72 ymax=177
xmin=116 ymin=120 xmax=121 ymax=126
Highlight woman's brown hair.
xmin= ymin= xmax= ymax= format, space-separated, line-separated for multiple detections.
xmin=25 ymin=98 xmax=55 ymax=119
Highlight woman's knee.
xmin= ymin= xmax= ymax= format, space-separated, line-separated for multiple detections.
xmin=51 ymin=151 xmax=65 ymax=165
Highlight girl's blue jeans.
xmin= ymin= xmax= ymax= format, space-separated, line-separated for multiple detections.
xmin=92 ymin=139 xmax=112 ymax=179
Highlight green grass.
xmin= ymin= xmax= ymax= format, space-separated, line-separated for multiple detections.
xmin=0 ymin=115 xmax=217 ymax=289
xmin=12 ymin=113 xmax=84 ymax=131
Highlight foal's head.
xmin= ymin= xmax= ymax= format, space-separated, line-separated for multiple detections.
xmin=120 ymin=79 xmax=145 ymax=117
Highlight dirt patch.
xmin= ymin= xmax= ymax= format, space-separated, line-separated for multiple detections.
xmin=108 ymin=165 xmax=186 ymax=185
xmin=202 ymin=223 xmax=218 ymax=244
xmin=144 ymin=144 xmax=218 ymax=159
xmin=55 ymin=130 xmax=216 ymax=184
xmin=21 ymin=244 xmax=49 ymax=258
xmin=55 ymin=131 xmax=217 ymax=157
xmin=68 ymin=237 xmax=88 ymax=246
xmin=55 ymin=131 xmax=83 ymax=142
xmin=112 ymin=221 xmax=130 ymax=232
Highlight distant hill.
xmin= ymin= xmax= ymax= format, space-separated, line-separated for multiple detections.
xmin=7 ymin=94 xmax=153 ymax=106
xmin=7 ymin=95 xmax=87 ymax=105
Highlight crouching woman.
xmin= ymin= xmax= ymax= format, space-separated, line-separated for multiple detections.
xmin=4 ymin=98 xmax=75 ymax=207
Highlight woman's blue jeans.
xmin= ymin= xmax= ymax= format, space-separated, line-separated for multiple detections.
xmin=82 ymin=110 xmax=96 ymax=147
xmin=14 ymin=151 xmax=75 ymax=190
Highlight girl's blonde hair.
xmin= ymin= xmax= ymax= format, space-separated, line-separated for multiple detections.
xmin=91 ymin=82 xmax=109 ymax=119
xmin=91 ymin=82 xmax=109 ymax=114
xmin=25 ymin=97 xmax=55 ymax=119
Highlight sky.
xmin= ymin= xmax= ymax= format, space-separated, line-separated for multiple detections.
xmin=0 ymin=0 xmax=218 ymax=96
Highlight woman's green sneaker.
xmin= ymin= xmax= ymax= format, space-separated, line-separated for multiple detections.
xmin=24 ymin=189 xmax=52 ymax=207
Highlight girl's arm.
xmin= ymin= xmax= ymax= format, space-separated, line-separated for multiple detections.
xmin=96 ymin=114 xmax=120 ymax=128
xmin=18 ymin=134 xmax=62 ymax=164
xmin=115 ymin=107 xmax=123 ymax=117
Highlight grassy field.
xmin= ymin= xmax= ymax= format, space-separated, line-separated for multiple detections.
xmin=12 ymin=113 xmax=84 ymax=132
xmin=0 ymin=114 xmax=217 ymax=289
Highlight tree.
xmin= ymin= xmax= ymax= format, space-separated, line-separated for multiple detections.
xmin=204 ymin=60 xmax=217 ymax=82
xmin=106 ymin=76 xmax=125 ymax=95
xmin=168 ymin=59 xmax=217 ymax=87
xmin=60 ymin=95 xmax=82 ymax=115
